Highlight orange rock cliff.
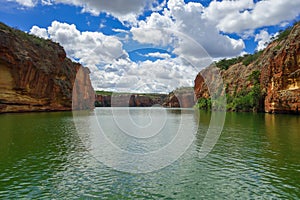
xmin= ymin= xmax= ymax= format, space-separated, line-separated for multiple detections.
xmin=0 ymin=22 xmax=95 ymax=113
xmin=194 ymin=22 xmax=300 ymax=114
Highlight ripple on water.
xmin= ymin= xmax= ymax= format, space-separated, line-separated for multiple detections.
xmin=0 ymin=110 xmax=299 ymax=199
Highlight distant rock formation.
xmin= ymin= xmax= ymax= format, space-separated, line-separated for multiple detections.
xmin=95 ymin=93 xmax=167 ymax=107
xmin=95 ymin=94 xmax=112 ymax=107
xmin=162 ymin=87 xmax=196 ymax=108
xmin=0 ymin=22 xmax=94 ymax=113
xmin=194 ymin=22 xmax=300 ymax=114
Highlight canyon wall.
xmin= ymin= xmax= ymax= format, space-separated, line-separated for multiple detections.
xmin=162 ymin=89 xmax=196 ymax=108
xmin=260 ymin=25 xmax=300 ymax=113
xmin=95 ymin=93 xmax=167 ymax=107
xmin=194 ymin=22 xmax=300 ymax=114
xmin=0 ymin=22 xmax=94 ymax=113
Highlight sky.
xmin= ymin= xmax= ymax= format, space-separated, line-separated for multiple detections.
xmin=1 ymin=0 xmax=300 ymax=93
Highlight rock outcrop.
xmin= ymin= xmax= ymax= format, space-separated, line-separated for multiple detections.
xmin=95 ymin=93 xmax=167 ymax=107
xmin=162 ymin=87 xmax=196 ymax=108
xmin=95 ymin=94 xmax=112 ymax=107
xmin=0 ymin=22 xmax=94 ymax=113
xmin=260 ymin=25 xmax=300 ymax=113
xmin=194 ymin=22 xmax=300 ymax=114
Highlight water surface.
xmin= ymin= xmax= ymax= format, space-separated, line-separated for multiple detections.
xmin=0 ymin=108 xmax=299 ymax=199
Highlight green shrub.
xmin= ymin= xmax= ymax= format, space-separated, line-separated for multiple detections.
xmin=195 ymin=97 xmax=211 ymax=110
xmin=215 ymin=50 xmax=263 ymax=70
xmin=276 ymin=27 xmax=292 ymax=41
xmin=215 ymin=56 xmax=243 ymax=70
xmin=96 ymin=90 xmax=113 ymax=95
xmin=248 ymin=70 xmax=260 ymax=84
xmin=242 ymin=51 xmax=263 ymax=66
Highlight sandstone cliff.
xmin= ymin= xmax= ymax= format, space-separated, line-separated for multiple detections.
xmin=95 ymin=93 xmax=167 ymax=107
xmin=0 ymin=22 xmax=95 ymax=113
xmin=194 ymin=22 xmax=300 ymax=114
xmin=162 ymin=87 xmax=196 ymax=108
xmin=260 ymin=25 xmax=300 ymax=113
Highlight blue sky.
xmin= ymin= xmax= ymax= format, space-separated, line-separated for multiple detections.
xmin=1 ymin=0 xmax=300 ymax=93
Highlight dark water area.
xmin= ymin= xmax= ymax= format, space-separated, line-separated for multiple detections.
xmin=0 ymin=109 xmax=299 ymax=199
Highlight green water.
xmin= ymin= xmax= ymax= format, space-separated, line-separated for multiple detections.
xmin=0 ymin=109 xmax=299 ymax=199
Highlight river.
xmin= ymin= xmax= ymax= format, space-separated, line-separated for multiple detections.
xmin=0 ymin=108 xmax=299 ymax=199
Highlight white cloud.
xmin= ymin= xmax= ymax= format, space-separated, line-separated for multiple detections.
xmin=45 ymin=21 xmax=126 ymax=66
xmin=7 ymin=0 xmax=37 ymax=7
xmin=95 ymin=57 xmax=198 ymax=93
xmin=6 ymin=0 xmax=300 ymax=30
xmin=20 ymin=0 xmax=300 ymax=93
xmin=29 ymin=25 xmax=48 ymax=39
xmin=112 ymin=28 xmax=129 ymax=33
xmin=204 ymin=0 xmax=300 ymax=33
xmin=30 ymin=21 xmax=199 ymax=93
xmin=131 ymin=0 xmax=245 ymax=59
xmin=254 ymin=29 xmax=278 ymax=51
xmin=131 ymin=12 xmax=174 ymax=46
xmin=41 ymin=0 xmax=51 ymax=5
xmin=145 ymin=52 xmax=171 ymax=59
xmin=7 ymin=0 xmax=163 ymax=23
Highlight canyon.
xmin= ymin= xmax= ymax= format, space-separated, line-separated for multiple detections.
xmin=1 ymin=21 xmax=299 ymax=114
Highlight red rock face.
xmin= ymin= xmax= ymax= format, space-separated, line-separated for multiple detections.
xmin=162 ymin=90 xmax=196 ymax=108
xmin=260 ymin=25 xmax=300 ymax=113
xmin=0 ymin=23 xmax=94 ymax=113
xmin=194 ymin=67 xmax=212 ymax=100
xmin=194 ymin=22 xmax=300 ymax=114
xmin=72 ymin=67 xmax=95 ymax=110
xmin=96 ymin=94 xmax=167 ymax=107
xmin=95 ymin=94 xmax=112 ymax=107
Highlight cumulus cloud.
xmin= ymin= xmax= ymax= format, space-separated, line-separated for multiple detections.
xmin=254 ymin=29 xmax=278 ymax=51
xmin=6 ymin=0 xmax=163 ymax=23
xmin=6 ymin=0 xmax=300 ymax=29
xmin=30 ymin=21 xmax=200 ymax=93
xmin=17 ymin=0 xmax=300 ymax=93
xmin=93 ymin=57 xmax=198 ymax=93
xmin=30 ymin=21 xmax=133 ymax=91
xmin=55 ymin=0 xmax=154 ymax=23
xmin=204 ymin=0 xmax=300 ymax=33
xmin=131 ymin=0 xmax=245 ymax=59
xmin=42 ymin=21 xmax=126 ymax=66
xmin=29 ymin=26 xmax=48 ymax=39
xmin=131 ymin=12 xmax=174 ymax=46
xmin=7 ymin=0 xmax=37 ymax=7
xmin=41 ymin=0 xmax=51 ymax=5
xmin=145 ymin=52 xmax=171 ymax=59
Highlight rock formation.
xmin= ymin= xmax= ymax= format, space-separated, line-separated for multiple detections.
xmin=95 ymin=94 xmax=112 ymax=107
xmin=162 ymin=87 xmax=196 ymax=108
xmin=260 ymin=25 xmax=300 ymax=113
xmin=0 ymin=22 xmax=94 ymax=113
xmin=95 ymin=93 xmax=167 ymax=107
xmin=194 ymin=22 xmax=300 ymax=114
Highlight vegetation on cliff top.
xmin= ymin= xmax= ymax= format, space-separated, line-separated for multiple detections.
xmin=196 ymin=21 xmax=300 ymax=112
xmin=0 ymin=22 xmax=54 ymax=49
xmin=195 ymin=69 xmax=263 ymax=112
xmin=95 ymin=90 xmax=114 ymax=96
xmin=95 ymin=90 xmax=168 ymax=107
xmin=215 ymin=22 xmax=299 ymax=71
xmin=95 ymin=90 xmax=168 ymax=97
xmin=215 ymin=50 xmax=263 ymax=70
